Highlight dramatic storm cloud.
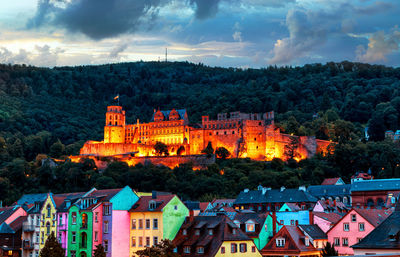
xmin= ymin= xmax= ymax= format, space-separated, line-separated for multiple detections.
xmin=0 ymin=0 xmax=399 ymax=67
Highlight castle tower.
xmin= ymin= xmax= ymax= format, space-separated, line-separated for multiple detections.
xmin=104 ymin=106 xmax=126 ymax=143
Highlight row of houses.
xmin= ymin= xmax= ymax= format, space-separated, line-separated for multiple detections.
xmin=0 ymin=176 xmax=399 ymax=257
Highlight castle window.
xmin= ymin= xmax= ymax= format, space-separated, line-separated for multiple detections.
xmin=224 ymin=131 xmax=227 ymax=135
xmin=216 ymin=132 xmax=219 ymax=135
xmin=254 ymin=137 xmax=256 ymax=141
xmin=232 ymin=131 xmax=235 ymax=134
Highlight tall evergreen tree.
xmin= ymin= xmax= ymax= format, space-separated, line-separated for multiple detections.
xmin=39 ymin=232 xmax=64 ymax=257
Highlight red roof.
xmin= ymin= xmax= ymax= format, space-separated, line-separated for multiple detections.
xmin=321 ymin=178 xmax=341 ymax=185
xmin=313 ymin=212 xmax=343 ymax=224
xmin=261 ymin=225 xmax=319 ymax=255
xmin=130 ymin=194 xmax=176 ymax=212
xmin=354 ymin=208 xmax=392 ymax=227
xmin=199 ymin=202 xmax=209 ymax=212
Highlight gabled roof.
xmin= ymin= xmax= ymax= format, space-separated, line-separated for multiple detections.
xmin=0 ymin=206 xmax=22 ymax=224
xmin=53 ymin=192 xmax=87 ymax=212
xmin=261 ymin=225 xmax=318 ymax=254
xmin=298 ymin=224 xmax=327 ymax=240
xmin=130 ymin=194 xmax=176 ymax=212
xmin=0 ymin=223 xmax=14 ymax=234
xmin=351 ymin=178 xmax=400 ymax=192
xmin=234 ymin=190 xmax=268 ymax=204
xmin=353 ymin=208 xmax=392 ymax=227
xmin=233 ymin=212 xmax=268 ymax=238
xmin=307 ymin=184 xmax=351 ymax=198
xmin=151 ymin=109 xmax=187 ymax=122
xmin=9 ymin=216 xmax=27 ymax=232
xmin=173 ymin=215 xmax=251 ymax=257
xmin=313 ymin=212 xmax=343 ymax=224
xmin=280 ymin=203 xmax=301 ymax=212
xmin=211 ymin=199 xmax=235 ymax=205
xmin=321 ymin=178 xmax=343 ymax=185
xmin=352 ymin=210 xmax=400 ymax=249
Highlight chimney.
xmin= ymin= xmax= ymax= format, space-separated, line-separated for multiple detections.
xmin=298 ymin=186 xmax=306 ymax=192
xmin=152 ymin=191 xmax=157 ymax=199
xmin=309 ymin=210 xmax=314 ymax=224
xmin=280 ymin=186 xmax=286 ymax=192
xmin=272 ymin=212 xmax=277 ymax=235
xmin=189 ymin=209 xmax=194 ymax=222
xmin=244 ymin=189 xmax=249 ymax=193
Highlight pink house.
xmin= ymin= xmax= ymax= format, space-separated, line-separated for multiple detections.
xmin=327 ymin=208 xmax=392 ymax=255
xmin=313 ymin=212 xmax=342 ymax=233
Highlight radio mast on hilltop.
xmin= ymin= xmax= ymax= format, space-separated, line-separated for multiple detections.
xmin=165 ymin=48 xmax=168 ymax=62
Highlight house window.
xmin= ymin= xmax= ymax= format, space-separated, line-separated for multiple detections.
xmin=290 ymin=220 xmax=295 ymax=225
xmin=72 ymin=212 xmax=77 ymax=224
xmin=231 ymin=243 xmax=237 ymax=253
xmin=195 ymin=229 xmax=200 ymax=236
xmin=103 ymin=205 xmax=111 ymax=216
xmin=131 ymin=236 xmax=136 ymax=247
xmin=351 ymin=214 xmax=357 ymax=222
xmin=343 ymin=223 xmax=349 ymax=231
xmin=239 ymin=243 xmax=247 ymax=252
xmin=95 ymin=212 xmax=98 ymax=223
xmin=153 ymin=236 xmax=158 ymax=246
xmin=146 ymin=219 xmax=151 ymax=229
xmin=138 ymin=219 xmax=143 ymax=229
xmin=357 ymin=238 xmax=363 ymax=242
xmin=41 ymin=232 xmax=44 ymax=244
xmin=70 ymin=251 xmax=76 ymax=257
xmin=58 ymin=233 xmax=62 ymax=243
xmin=334 ymin=237 xmax=340 ymax=246
xmin=359 ymin=222 xmax=365 ymax=231
xmin=174 ymin=205 xmax=178 ymax=210
xmin=47 ymin=204 xmax=51 ymax=217
xmin=276 ymin=238 xmax=285 ymax=247
xmin=139 ymin=237 xmax=143 ymax=247
xmin=246 ymin=222 xmax=255 ymax=232
xmin=252 ymin=246 xmax=256 ymax=252
xmin=221 ymin=246 xmax=225 ymax=253
xmin=35 ymin=232 xmax=39 ymax=243
xmin=46 ymin=222 xmax=50 ymax=235
xmin=131 ymin=219 xmax=136 ymax=229
xmin=342 ymin=237 xmax=349 ymax=246
xmin=104 ymin=221 xmax=109 ymax=233
xmin=72 ymin=232 xmax=76 ymax=243
xmin=183 ymin=229 xmax=187 ymax=235
xmin=104 ymin=240 xmax=108 ymax=252
xmin=153 ymin=219 xmax=158 ymax=229
xmin=59 ymin=215 xmax=63 ymax=226
xmin=208 ymin=229 xmax=213 ymax=235
xmin=184 ymin=246 xmax=190 ymax=254
xmin=146 ymin=237 xmax=150 ymax=247
xmin=197 ymin=247 xmax=204 ymax=254
xmin=94 ymin=231 xmax=98 ymax=242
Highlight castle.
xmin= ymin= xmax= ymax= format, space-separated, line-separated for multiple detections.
xmin=77 ymin=106 xmax=331 ymax=166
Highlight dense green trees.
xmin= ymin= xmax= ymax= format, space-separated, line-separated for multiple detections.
xmin=1 ymin=61 xmax=400 ymax=204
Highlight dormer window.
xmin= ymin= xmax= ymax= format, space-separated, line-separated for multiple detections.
xmin=149 ymin=200 xmax=156 ymax=210
xmin=276 ymin=238 xmax=285 ymax=247
xmin=232 ymin=228 xmax=236 ymax=235
xmin=195 ymin=229 xmax=200 ymax=236
xmin=246 ymin=221 xmax=255 ymax=232
xmin=208 ymin=229 xmax=213 ymax=235
xmin=182 ymin=229 xmax=187 ymax=235
xmin=305 ymin=237 xmax=310 ymax=246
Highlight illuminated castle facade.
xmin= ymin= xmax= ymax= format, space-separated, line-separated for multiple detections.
xmin=79 ymin=106 xmax=331 ymax=161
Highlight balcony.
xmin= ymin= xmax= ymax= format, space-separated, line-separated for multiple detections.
xmin=23 ymin=240 xmax=34 ymax=250
xmin=23 ymin=222 xmax=35 ymax=232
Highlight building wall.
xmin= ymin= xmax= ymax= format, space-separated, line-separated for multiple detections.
xmin=214 ymin=240 xmax=262 ymax=257
xmin=162 ymin=196 xmax=189 ymax=240
xmin=56 ymin=211 xmax=69 ymax=255
xmin=103 ymin=204 xmax=113 ymax=257
xmin=67 ymin=206 xmax=93 ymax=257
xmin=253 ymin=216 xmax=275 ymax=250
xmin=111 ymin=210 xmax=130 ymax=257
xmin=327 ymin=209 xmax=375 ymax=255
xmin=22 ymin=213 xmax=41 ymax=257
xmin=351 ymin=190 xmax=400 ymax=207
xmin=130 ymin=212 xmax=164 ymax=256
xmin=91 ymin=205 xmax=103 ymax=254
xmin=353 ymin=248 xmax=400 ymax=255
xmin=276 ymin=210 xmax=311 ymax=230
xmin=39 ymin=195 xmax=57 ymax=249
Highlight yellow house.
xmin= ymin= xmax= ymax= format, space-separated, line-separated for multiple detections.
xmin=129 ymin=193 xmax=189 ymax=256
xmin=173 ymin=215 xmax=262 ymax=257
xmin=39 ymin=193 xmax=57 ymax=249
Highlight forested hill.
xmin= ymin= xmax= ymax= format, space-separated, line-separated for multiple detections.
xmin=1 ymin=61 xmax=400 ymax=204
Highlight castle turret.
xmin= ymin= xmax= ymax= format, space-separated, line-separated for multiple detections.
xmin=104 ymin=106 xmax=126 ymax=143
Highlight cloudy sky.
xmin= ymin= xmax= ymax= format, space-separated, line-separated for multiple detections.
xmin=0 ymin=0 xmax=399 ymax=67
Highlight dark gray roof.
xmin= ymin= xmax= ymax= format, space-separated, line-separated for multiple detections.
xmin=298 ymin=224 xmax=327 ymax=240
xmin=16 ymin=193 xmax=47 ymax=205
xmin=352 ymin=210 xmax=400 ymax=249
xmin=307 ymin=184 xmax=351 ymax=198
xmin=351 ymin=179 xmax=400 ymax=192
xmin=234 ymin=188 xmax=317 ymax=205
